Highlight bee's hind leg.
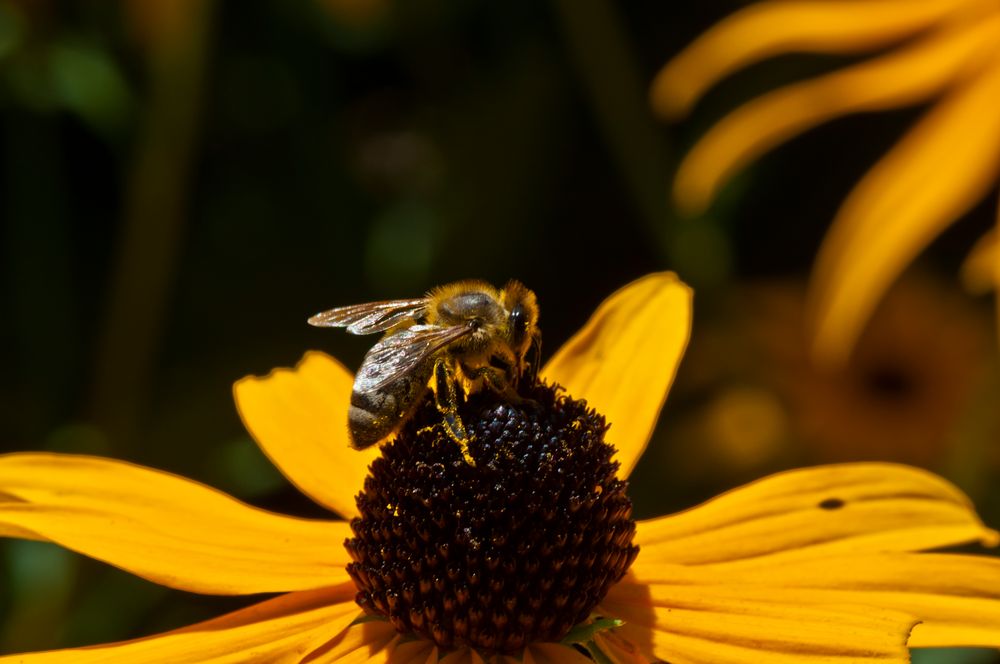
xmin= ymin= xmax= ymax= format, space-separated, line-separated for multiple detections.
xmin=433 ymin=358 xmax=476 ymax=466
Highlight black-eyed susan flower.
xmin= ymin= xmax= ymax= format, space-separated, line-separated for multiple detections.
xmin=653 ymin=1 xmax=1000 ymax=365
xmin=2 ymin=273 xmax=1000 ymax=662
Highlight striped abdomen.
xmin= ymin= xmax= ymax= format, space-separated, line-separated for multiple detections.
xmin=348 ymin=363 xmax=433 ymax=450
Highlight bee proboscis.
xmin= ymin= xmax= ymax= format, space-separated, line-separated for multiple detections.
xmin=308 ymin=280 xmax=540 ymax=465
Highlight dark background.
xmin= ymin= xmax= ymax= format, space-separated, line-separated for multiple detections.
xmin=1 ymin=2 xmax=997 ymax=661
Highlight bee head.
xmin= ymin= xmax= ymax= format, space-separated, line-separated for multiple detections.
xmin=501 ymin=280 xmax=539 ymax=357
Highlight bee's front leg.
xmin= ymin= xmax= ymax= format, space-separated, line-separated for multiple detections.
xmin=433 ymin=358 xmax=476 ymax=466
xmin=464 ymin=364 xmax=539 ymax=410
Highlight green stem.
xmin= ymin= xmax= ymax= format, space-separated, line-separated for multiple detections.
xmin=548 ymin=0 xmax=675 ymax=249
xmin=88 ymin=2 xmax=215 ymax=451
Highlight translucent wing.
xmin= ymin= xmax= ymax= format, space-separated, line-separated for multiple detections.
xmin=308 ymin=298 xmax=428 ymax=335
xmin=355 ymin=324 xmax=473 ymax=392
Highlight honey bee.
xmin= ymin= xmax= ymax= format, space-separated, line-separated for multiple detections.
xmin=308 ymin=280 xmax=540 ymax=465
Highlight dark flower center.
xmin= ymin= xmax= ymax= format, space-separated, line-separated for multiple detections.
xmin=344 ymin=382 xmax=639 ymax=654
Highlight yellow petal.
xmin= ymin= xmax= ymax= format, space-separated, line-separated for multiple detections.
xmin=386 ymin=641 xmax=439 ymax=664
xmin=541 ymin=273 xmax=692 ymax=479
xmin=307 ymin=619 xmax=401 ymax=663
xmin=0 ymin=586 xmax=360 ymax=663
xmin=593 ymin=631 xmax=652 ymax=664
xmin=603 ymin=577 xmax=916 ymax=664
xmin=437 ymin=649 xmax=488 ymax=664
xmin=0 ymin=453 xmax=351 ymax=594
xmin=493 ymin=654 xmax=527 ymax=664
xmin=809 ymin=58 xmax=1000 ymax=366
xmin=627 ymin=552 xmax=1000 ymax=649
xmin=672 ymin=16 xmax=1000 ymax=213
xmin=635 ymin=463 xmax=998 ymax=568
xmin=651 ymin=0 xmax=968 ymax=118
xmin=741 ymin=553 xmax=1000 ymax=649
xmin=960 ymin=228 xmax=998 ymax=293
xmin=235 ymin=351 xmax=379 ymax=519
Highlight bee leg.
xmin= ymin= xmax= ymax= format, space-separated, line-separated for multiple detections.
xmin=466 ymin=365 xmax=540 ymax=410
xmin=433 ymin=358 xmax=476 ymax=466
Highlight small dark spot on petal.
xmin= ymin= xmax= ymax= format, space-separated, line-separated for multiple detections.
xmin=818 ymin=497 xmax=845 ymax=510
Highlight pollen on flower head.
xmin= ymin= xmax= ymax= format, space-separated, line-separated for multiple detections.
xmin=343 ymin=382 xmax=639 ymax=654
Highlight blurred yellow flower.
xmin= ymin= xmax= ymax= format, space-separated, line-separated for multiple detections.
xmin=656 ymin=275 xmax=990 ymax=488
xmin=653 ymin=0 xmax=1000 ymax=365
xmin=2 ymin=274 xmax=1000 ymax=662
xmin=744 ymin=276 xmax=989 ymax=467
xmin=962 ymin=228 xmax=1000 ymax=293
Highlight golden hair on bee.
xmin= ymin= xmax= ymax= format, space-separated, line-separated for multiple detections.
xmin=308 ymin=279 xmax=541 ymax=465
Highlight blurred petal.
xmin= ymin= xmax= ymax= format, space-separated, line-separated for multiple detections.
xmin=993 ymin=198 xmax=1000 ymax=346
xmin=651 ymin=0 xmax=968 ymax=118
xmin=635 ymin=463 xmax=998 ymax=568
xmin=0 ymin=453 xmax=351 ymax=594
xmin=809 ymin=59 xmax=1000 ymax=366
xmin=603 ymin=577 xmax=915 ymax=664
xmin=960 ymin=228 xmax=998 ymax=293
xmin=541 ymin=273 xmax=692 ymax=479
xmin=0 ymin=585 xmax=360 ymax=663
xmin=672 ymin=17 xmax=1000 ymax=213
xmin=235 ymin=351 xmax=379 ymax=519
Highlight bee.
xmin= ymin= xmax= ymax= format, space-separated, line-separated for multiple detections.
xmin=308 ymin=280 xmax=540 ymax=465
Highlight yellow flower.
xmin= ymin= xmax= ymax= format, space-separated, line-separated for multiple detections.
xmin=2 ymin=272 xmax=1000 ymax=662
xmin=653 ymin=0 xmax=1000 ymax=365
xmin=742 ymin=276 xmax=988 ymax=467
xmin=664 ymin=275 xmax=990 ymax=482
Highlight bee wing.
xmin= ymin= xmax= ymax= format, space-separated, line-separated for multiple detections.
xmin=356 ymin=324 xmax=473 ymax=392
xmin=308 ymin=298 xmax=428 ymax=335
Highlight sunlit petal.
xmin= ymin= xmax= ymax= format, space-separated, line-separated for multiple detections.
xmin=635 ymin=463 xmax=998 ymax=567
xmin=743 ymin=554 xmax=1000 ymax=649
xmin=626 ymin=552 xmax=1000 ymax=649
xmin=603 ymin=576 xmax=915 ymax=664
xmin=235 ymin=351 xmax=379 ymax=519
xmin=0 ymin=585 xmax=359 ymax=663
xmin=809 ymin=58 xmax=1000 ymax=366
xmin=0 ymin=453 xmax=351 ymax=594
xmin=672 ymin=17 xmax=1000 ymax=213
xmin=651 ymin=0 xmax=968 ymax=118
xmin=541 ymin=273 xmax=692 ymax=479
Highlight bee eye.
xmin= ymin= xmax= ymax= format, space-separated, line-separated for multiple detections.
xmin=510 ymin=304 xmax=529 ymax=346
